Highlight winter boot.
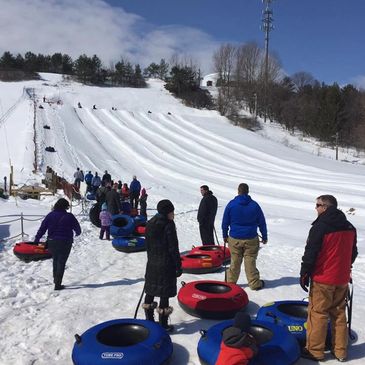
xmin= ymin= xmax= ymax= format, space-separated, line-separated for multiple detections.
xmin=142 ymin=301 xmax=157 ymax=322
xmin=157 ymin=306 xmax=174 ymax=332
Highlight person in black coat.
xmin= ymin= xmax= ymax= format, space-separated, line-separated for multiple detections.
xmin=142 ymin=199 xmax=182 ymax=331
xmin=105 ymin=183 xmax=121 ymax=215
xmin=197 ymin=185 xmax=218 ymax=245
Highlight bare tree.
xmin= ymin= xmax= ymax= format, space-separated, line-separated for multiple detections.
xmin=291 ymin=71 xmax=315 ymax=91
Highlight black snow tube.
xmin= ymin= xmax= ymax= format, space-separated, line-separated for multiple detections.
xmin=89 ymin=203 xmax=101 ymax=228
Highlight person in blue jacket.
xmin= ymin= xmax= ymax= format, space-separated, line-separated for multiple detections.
xmin=84 ymin=171 xmax=93 ymax=192
xmin=34 ymin=198 xmax=81 ymax=290
xmin=222 ymin=183 xmax=267 ymax=290
xmin=129 ymin=175 xmax=141 ymax=209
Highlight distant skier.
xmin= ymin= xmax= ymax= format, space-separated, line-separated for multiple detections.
xmin=77 ymin=102 xmax=82 ymax=108
xmin=93 ymin=104 xmax=97 ymax=110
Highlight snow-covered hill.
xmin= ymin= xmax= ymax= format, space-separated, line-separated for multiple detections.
xmin=0 ymin=74 xmax=364 ymax=364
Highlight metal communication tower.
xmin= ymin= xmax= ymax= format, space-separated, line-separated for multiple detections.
xmin=261 ymin=0 xmax=274 ymax=123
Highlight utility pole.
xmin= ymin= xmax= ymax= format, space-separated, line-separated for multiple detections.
xmin=261 ymin=0 xmax=274 ymax=123
xmin=335 ymin=132 xmax=339 ymax=160
xmin=32 ymin=89 xmax=38 ymax=172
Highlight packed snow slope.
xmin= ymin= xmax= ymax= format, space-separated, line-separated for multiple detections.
xmin=0 ymin=74 xmax=364 ymax=365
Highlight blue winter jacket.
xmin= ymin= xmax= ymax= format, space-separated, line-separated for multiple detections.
xmin=35 ymin=209 xmax=81 ymax=243
xmin=84 ymin=173 xmax=93 ymax=184
xmin=222 ymin=195 xmax=267 ymax=241
xmin=130 ymin=179 xmax=141 ymax=193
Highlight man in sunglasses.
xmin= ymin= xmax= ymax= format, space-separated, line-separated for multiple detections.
xmin=300 ymin=195 xmax=357 ymax=362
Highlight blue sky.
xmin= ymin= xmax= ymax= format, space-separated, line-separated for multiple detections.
xmin=108 ymin=0 xmax=365 ymax=86
xmin=1 ymin=0 xmax=364 ymax=87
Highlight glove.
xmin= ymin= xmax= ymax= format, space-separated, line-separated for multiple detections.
xmin=300 ymin=273 xmax=310 ymax=292
xmin=176 ymin=268 xmax=183 ymax=277
xmin=223 ymin=237 xmax=228 ymax=244
xmin=262 ymin=240 xmax=268 ymax=244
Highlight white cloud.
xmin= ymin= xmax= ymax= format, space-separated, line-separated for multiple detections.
xmin=350 ymin=75 xmax=365 ymax=90
xmin=0 ymin=0 xmax=218 ymax=73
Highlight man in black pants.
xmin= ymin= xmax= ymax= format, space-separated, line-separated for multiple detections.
xmin=197 ymin=185 xmax=218 ymax=245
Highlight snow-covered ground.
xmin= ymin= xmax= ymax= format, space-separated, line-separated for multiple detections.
xmin=0 ymin=74 xmax=364 ymax=364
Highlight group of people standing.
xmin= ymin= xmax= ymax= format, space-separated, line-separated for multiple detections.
xmin=33 ymin=179 xmax=357 ymax=363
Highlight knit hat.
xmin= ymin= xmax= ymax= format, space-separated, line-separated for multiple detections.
xmin=233 ymin=312 xmax=251 ymax=331
xmin=157 ymin=199 xmax=174 ymax=216
xmin=101 ymin=203 xmax=107 ymax=211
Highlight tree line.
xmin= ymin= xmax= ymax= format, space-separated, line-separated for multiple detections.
xmin=0 ymin=51 xmax=145 ymax=87
xmin=213 ymin=43 xmax=365 ymax=151
xmin=0 ymin=51 xmax=212 ymax=108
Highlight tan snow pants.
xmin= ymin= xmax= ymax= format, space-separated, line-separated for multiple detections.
xmin=306 ymin=281 xmax=348 ymax=359
xmin=225 ymin=236 xmax=261 ymax=289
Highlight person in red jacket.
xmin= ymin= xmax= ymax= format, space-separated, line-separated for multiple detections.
xmin=215 ymin=312 xmax=258 ymax=365
xmin=300 ymin=195 xmax=357 ymax=362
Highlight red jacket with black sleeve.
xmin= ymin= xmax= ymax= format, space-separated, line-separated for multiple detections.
xmin=215 ymin=327 xmax=257 ymax=365
xmin=300 ymin=206 xmax=357 ymax=285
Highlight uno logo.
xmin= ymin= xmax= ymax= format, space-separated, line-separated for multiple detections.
xmin=192 ymin=293 xmax=206 ymax=300
xmin=287 ymin=325 xmax=303 ymax=332
xmin=101 ymin=352 xmax=124 ymax=359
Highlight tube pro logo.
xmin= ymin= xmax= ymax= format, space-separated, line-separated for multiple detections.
xmin=101 ymin=352 xmax=124 ymax=359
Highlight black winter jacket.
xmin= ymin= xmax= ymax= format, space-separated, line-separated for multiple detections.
xmin=197 ymin=191 xmax=218 ymax=226
xmin=105 ymin=189 xmax=121 ymax=215
xmin=144 ymin=214 xmax=181 ymax=298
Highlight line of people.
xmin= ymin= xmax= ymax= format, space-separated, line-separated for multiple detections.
xmin=34 ymin=181 xmax=357 ymax=363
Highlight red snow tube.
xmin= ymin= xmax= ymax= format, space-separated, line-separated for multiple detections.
xmin=13 ymin=241 xmax=52 ymax=262
xmin=190 ymin=245 xmax=231 ymax=264
xmin=178 ymin=280 xmax=249 ymax=319
xmin=135 ymin=225 xmax=146 ymax=235
xmin=181 ymin=253 xmax=222 ymax=274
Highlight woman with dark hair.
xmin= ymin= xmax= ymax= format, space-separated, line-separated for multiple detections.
xmin=142 ymin=199 xmax=182 ymax=331
xmin=34 ymin=198 xmax=81 ymax=290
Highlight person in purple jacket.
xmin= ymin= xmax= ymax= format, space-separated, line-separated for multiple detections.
xmin=34 ymin=198 xmax=81 ymax=290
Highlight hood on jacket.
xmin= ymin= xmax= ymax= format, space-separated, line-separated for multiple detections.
xmin=314 ymin=206 xmax=349 ymax=230
xmin=234 ymin=194 xmax=252 ymax=206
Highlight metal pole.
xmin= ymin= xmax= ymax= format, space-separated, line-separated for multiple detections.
xmin=335 ymin=132 xmax=339 ymax=160
xmin=20 ymin=212 xmax=25 ymax=239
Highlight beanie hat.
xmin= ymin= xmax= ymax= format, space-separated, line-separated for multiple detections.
xmin=233 ymin=312 xmax=251 ymax=331
xmin=101 ymin=203 xmax=107 ymax=211
xmin=157 ymin=199 xmax=174 ymax=216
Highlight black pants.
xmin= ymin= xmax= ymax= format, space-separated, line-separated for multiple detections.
xmin=199 ymin=223 xmax=215 ymax=245
xmin=130 ymin=192 xmax=139 ymax=209
xmin=144 ymin=294 xmax=169 ymax=309
xmin=99 ymin=226 xmax=110 ymax=240
xmin=47 ymin=240 xmax=72 ymax=286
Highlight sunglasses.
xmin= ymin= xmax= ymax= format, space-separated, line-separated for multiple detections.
xmin=316 ymin=203 xmax=326 ymax=208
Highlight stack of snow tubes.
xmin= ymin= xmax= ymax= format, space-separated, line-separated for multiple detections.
xmin=180 ymin=245 xmax=229 ymax=274
xmin=72 ymin=318 xmax=173 ymax=365
xmin=197 ymin=318 xmax=300 ymax=365
xmin=13 ymin=241 xmax=52 ymax=262
xmin=256 ymin=299 xmax=332 ymax=348
xmin=111 ymin=214 xmax=147 ymax=253
xmin=178 ymin=280 xmax=249 ymax=319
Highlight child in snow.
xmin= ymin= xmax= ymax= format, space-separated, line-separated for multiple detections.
xmin=139 ymin=188 xmax=148 ymax=218
xmin=99 ymin=202 xmax=112 ymax=240
xmin=215 ymin=312 xmax=258 ymax=365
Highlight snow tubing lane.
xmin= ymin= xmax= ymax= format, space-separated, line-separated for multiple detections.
xmin=13 ymin=241 xmax=52 ymax=262
xmin=72 ymin=318 xmax=173 ymax=365
xmin=256 ymin=300 xmax=332 ymax=348
xmin=89 ymin=203 xmax=101 ymax=228
xmin=110 ymin=214 xmax=135 ymax=237
xmin=198 ymin=319 xmax=300 ymax=365
xmin=190 ymin=245 xmax=231 ymax=264
xmin=112 ymin=237 xmax=146 ymax=253
xmin=178 ymin=280 xmax=248 ymax=319
xmin=181 ymin=253 xmax=222 ymax=274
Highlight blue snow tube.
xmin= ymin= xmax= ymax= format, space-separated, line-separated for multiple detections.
xmin=198 ymin=319 xmax=300 ymax=365
xmin=86 ymin=192 xmax=96 ymax=200
xmin=72 ymin=318 xmax=173 ymax=365
xmin=134 ymin=215 xmax=147 ymax=226
xmin=256 ymin=300 xmax=331 ymax=348
xmin=112 ymin=237 xmax=146 ymax=253
xmin=110 ymin=214 xmax=135 ymax=237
